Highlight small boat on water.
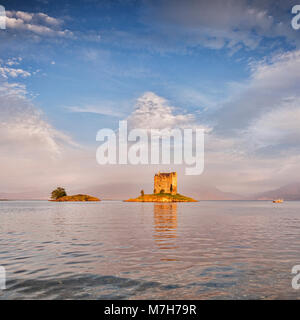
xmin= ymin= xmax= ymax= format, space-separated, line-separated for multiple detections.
xmin=273 ymin=199 xmax=284 ymax=203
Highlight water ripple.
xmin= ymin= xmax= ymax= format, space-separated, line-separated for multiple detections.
xmin=1 ymin=200 xmax=300 ymax=299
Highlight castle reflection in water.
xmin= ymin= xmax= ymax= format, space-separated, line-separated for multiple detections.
xmin=153 ymin=203 xmax=178 ymax=254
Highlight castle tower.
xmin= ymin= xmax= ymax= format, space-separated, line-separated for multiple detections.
xmin=154 ymin=172 xmax=177 ymax=195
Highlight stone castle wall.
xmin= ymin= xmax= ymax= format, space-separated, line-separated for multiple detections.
xmin=154 ymin=172 xmax=177 ymax=195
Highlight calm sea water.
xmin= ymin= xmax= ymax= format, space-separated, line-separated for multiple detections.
xmin=0 ymin=200 xmax=300 ymax=300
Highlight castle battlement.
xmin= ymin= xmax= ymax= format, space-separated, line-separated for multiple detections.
xmin=154 ymin=172 xmax=177 ymax=195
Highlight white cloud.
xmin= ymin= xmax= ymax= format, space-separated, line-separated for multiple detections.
xmin=8 ymin=11 xmax=63 ymax=27
xmin=0 ymin=82 xmax=27 ymax=95
xmin=140 ymin=0 xmax=297 ymax=53
xmin=246 ymin=99 xmax=300 ymax=150
xmin=67 ymin=103 xmax=125 ymax=118
xmin=5 ymin=10 xmax=72 ymax=38
xmin=6 ymin=57 xmax=22 ymax=66
xmin=0 ymin=82 xmax=77 ymax=156
xmin=0 ymin=80 xmax=95 ymax=195
xmin=14 ymin=11 xmax=33 ymax=23
xmin=66 ymin=92 xmax=203 ymax=124
xmin=0 ymin=66 xmax=30 ymax=78
xmin=127 ymin=91 xmax=202 ymax=130
xmin=0 ymin=58 xmax=31 ymax=79
xmin=36 ymin=12 xmax=63 ymax=26
xmin=216 ymin=49 xmax=300 ymax=133
xmin=199 ymin=48 xmax=300 ymax=193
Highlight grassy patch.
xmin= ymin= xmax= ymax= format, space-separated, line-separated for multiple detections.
xmin=126 ymin=193 xmax=197 ymax=202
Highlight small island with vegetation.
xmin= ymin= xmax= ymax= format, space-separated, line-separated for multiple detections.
xmin=125 ymin=191 xmax=197 ymax=202
xmin=125 ymin=172 xmax=197 ymax=202
xmin=50 ymin=187 xmax=100 ymax=202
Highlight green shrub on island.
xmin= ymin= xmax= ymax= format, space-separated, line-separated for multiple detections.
xmin=50 ymin=188 xmax=100 ymax=202
xmin=51 ymin=187 xmax=67 ymax=200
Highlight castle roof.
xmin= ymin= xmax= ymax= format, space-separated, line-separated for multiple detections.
xmin=155 ymin=172 xmax=176 ymax=176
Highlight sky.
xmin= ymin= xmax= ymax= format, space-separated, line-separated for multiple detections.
xmin=1 ymin=0 xmax=300 ymax=199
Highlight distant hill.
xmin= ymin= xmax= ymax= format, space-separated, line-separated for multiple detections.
xmin=74 ymin=183 xmax=146 ymax=200
xmin=0 ymin=191 xmax=49 ymax=200
xmin=78 ymin=184 xmax=244 ymax=201
xmin=4 ymin=183 xmax=300 ymax=201
xmin=0 ymin=184 xmax=243 ymax=201
xmin=187 ymin=186 xmax=243 ymax=200
xmin=253 ymin=183 xmax=300 ymax=200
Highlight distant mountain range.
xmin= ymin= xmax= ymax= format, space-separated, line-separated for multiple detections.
xmin=253 ymin=183 xmax=300 ymax=201
xmin=195 ymin=183 xmax=300 ymax=201
xmin=1 ymin=183 xmax=300 ymax=201
xmin=0 ymin=191 xmax=49 ymax=200
xmin=187 ymin=186 xmax=243 ymax=200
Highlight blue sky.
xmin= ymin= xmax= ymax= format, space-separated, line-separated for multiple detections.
xmin=1 ymin=0 xmax=258 ymax=142
xmin=1 ymin=0 xmax=300 ymax=198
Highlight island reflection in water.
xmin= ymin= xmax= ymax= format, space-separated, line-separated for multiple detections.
xmin=153 ymin=203 xmax=178 ymax=256
xmin=1 ymin=200 xmax=300 ymax=299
